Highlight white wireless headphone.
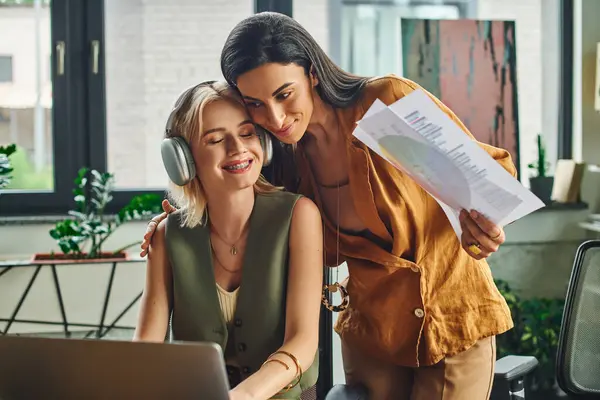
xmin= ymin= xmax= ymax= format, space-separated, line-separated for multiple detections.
xmin=161 ymin=80 xmax=273 ymax=186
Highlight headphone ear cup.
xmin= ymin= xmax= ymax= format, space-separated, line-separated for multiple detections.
xmin=259 ymin=127 xmax=274 ymax=167
xmin=161 ymin=136 xmax=196 ymax=186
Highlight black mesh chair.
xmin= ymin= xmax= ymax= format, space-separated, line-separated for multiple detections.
xmin=556 ymin=239 xmax=600 ymax=398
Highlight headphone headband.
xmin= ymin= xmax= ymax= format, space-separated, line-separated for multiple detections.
xmin=165 ymin=80 xmax=217 ymax=136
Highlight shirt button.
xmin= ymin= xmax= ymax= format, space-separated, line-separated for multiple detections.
xmin=237 ymin=343 xmax=247 ymax=352
xmin=414 ymin=308 xmax=425 ymax=318
xmin=234 ymin=318 xmax=242 ymax=327
xmin=411 ymin=266 xmax=420 ymax=273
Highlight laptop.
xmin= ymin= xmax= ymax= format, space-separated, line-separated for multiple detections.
xmin=0 ymin=335 xmax=230 ymax=400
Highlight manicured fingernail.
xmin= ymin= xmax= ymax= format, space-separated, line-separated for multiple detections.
xmin=470 ymin=210 xmax=479 ymax=219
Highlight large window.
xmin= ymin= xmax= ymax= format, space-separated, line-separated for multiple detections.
xmin=0 ymin=0 xmax=53 ymax=197
xmin=0 ymin=0 xmax=574 ymax=216
xmin=0 ymin=0 xmax=253 ymax=215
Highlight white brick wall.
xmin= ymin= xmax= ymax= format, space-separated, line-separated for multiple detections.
xmin=105 ymin=0 xmax=253 ymax=188
xmin=294 ymin=0 xmax=329 ymax=54
xmin=104 ymin=0 xmax=146 ymax=187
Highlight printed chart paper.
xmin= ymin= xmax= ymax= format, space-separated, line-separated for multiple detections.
xmin=352 ymin=89 xmax=545 ymax=240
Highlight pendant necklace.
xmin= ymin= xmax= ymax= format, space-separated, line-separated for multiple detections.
xmin=211 ymin=246 xmax=242 ymax=274
xmin=321 ymin=180 xmax=350 ymax=312
xmin=210 ymin=222 xmax=246 ymax=256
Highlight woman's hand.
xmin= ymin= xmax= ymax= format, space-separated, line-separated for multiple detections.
xmin=139 ymin=199 xmax=178 ymax=258
xmin=228 ymin=389 xmax=251 ymax=400
xmin=459 ymin=209 xmax=505 ymax=260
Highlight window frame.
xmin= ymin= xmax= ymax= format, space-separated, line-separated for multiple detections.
xmin=84 ymin=0 xmax=159 ymax=215
xmin=0 ymin=0 xmax=86 ymax=216
xmin=558 ymin=0 xmax=574 ymax=160
xmin=255 ymin=0 xmax=293 ymax=14
xmin=0 ymin=0 xmax=166 ymax=216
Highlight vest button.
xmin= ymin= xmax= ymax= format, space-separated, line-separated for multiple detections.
xmin=414 ymin=308 xmax=425 ymax=318
xmin=234 ymin=318 xmax=242 ymax=327
xmin=238 ymin=343 xmax=247 ymax=352
xmin=242 ymin=366 xmax=251 ymax=374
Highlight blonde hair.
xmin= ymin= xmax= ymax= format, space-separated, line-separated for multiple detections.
xmin=166 ymin=80 xmax=280 ymax=228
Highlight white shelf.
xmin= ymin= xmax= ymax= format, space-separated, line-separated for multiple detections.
xmin=579 ymin=222 xmax=600 ymax=233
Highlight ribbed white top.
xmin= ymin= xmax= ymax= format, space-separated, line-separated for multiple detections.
xmin=216 ymin=284 xmax=239 ymax=325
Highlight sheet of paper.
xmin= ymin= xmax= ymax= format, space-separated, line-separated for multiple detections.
xmin=353 ymin=89 xmax=545 ymax=241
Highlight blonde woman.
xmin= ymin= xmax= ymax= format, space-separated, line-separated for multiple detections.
xmin=133 ymin=81 xmax=322 ymax=400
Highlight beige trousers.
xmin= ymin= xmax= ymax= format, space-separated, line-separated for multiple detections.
xmin=342 ymin=336 xmax=496 ymax=400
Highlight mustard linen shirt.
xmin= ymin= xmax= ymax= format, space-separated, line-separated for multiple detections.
xmin=296 ymin=75 xmax=515 ymax=367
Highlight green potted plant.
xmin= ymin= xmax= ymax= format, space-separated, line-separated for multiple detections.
xmin=528 ymin=134 xmax=554 ymax=204
xmin=495 ymin=279 xmax=565 ymax=398
xmin=33 ymin=167 xmax=164 ymax=262
xmin=0 ymin=143 xmax=16 ymax=191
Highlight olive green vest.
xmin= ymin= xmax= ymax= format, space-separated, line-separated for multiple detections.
xmin=164 ymin=191 xmax=319 ymax=399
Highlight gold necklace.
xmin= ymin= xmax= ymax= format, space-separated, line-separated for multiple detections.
xmin=321 ymin=179 xmax=349 ymax=312
xmin=210 ymin=222 xmax=247 ymax=255
xmin=211 ymin=245 xmax=242 ymax=274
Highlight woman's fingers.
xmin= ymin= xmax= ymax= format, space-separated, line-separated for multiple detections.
xmin=460 ymin=226 xmax=489 ymax=260
xmin=139 ymin=211 xmax=169 ymax=257
xmin=162 ymin=199 xmax=177 ymax=213
xmin=459 ymin=210 xmax=504 ymax=259
xmin=468 ymin=210 xmax=505 ymax=244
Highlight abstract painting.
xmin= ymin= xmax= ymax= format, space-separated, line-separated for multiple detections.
xmin=401 ymin=19 xmax=520 ymax=178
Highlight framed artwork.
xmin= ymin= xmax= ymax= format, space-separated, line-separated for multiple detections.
xmin=401 ymin=19 xmax=520 ymax=178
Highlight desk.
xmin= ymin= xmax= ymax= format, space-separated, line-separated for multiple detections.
xmin=0 ymin=257 xmax=144 ymax=338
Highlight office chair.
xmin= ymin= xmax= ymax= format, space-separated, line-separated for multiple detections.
xmin=556 ymin=239 xmax=600 ymax=398
xmin=324 ymin=354 xmax=539 ymax=400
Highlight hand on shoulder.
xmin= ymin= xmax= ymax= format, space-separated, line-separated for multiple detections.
xmin=140 ymin=199 xmax=178 ymax=257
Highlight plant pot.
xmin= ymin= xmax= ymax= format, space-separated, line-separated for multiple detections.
xmin=31 ymin=251 xmax=129 ymax=264
xmin=529 ymin=176 xmax=554 ymax=205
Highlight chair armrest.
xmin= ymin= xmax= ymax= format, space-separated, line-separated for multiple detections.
xmin=490 ymin=356 xmax=539 ymax=400
xmin=324 ymin=384 xmax=369 ymax=400
xmin=494 ymin=355 xmax=539 ymax=381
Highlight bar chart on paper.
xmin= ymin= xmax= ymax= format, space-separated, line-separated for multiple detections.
xmin=353 ymin=89 xmax=544 ymax=239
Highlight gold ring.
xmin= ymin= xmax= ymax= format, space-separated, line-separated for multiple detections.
xmin=468 ymin=243 xmax=482 ymax=255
